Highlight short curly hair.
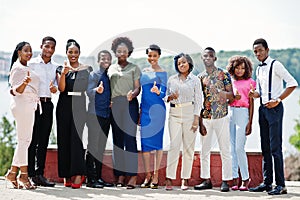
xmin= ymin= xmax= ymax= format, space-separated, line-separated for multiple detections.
xmin=226 ymin=55 xmax=253 ymax=80
xmin=111 ymin=37 xmax=134 ymax=57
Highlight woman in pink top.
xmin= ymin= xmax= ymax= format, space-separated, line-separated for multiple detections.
xmin=227 ymin=56 xmax=256 ymax=191
xmin=5 ymin=42 xmax=39 ymax=190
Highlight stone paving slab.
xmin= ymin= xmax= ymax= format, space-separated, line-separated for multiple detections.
xmin=1 ymin=177 xmax=300 ymax=200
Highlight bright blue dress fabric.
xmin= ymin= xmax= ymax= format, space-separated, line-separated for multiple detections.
xmin=140 ymin=71 xmax=167 ymax=152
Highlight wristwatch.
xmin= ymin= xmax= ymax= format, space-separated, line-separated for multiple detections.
xmin=276 ymin=98 xmax=282 ymax=103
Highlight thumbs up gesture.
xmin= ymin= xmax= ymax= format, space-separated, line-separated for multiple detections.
xmin=49 ymin=80 xmax=57 ymax=93
xmin=96 ymin=81 xmax=104 ymax=94
xmin=23 ymin=71 xmax=31 ymax=85
xmin=248 ymin=83 xmax=258 ymax=98
xmin=61 ymin=60 xmax=71 ymax=75
xmin=150 ymin=81 xmax=160 ymax=95
xmin=235 ymin=90 xmax=241 ymax=100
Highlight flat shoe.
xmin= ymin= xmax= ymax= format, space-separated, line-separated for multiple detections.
xmin=231 ymin=185 xmax=239 ymax=190
xmin=181 ymin=185 xmax=189 ymax=190
xmin=165 ymin=185 xmax=173 ymax=191
xmin=116 ymin=182 xmax=125 ymax=187
xmin=126 ymin=184 xmax=135 ymax=189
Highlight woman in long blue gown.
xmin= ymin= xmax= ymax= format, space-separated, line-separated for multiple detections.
xmin=140 ymin=44 xmax=167 ymax=189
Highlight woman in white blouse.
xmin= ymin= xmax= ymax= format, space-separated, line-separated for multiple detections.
xmin=165 ymin=53 xmax=202 ymax=191
xmin=5 ymin=41 xmax=39 ymax=190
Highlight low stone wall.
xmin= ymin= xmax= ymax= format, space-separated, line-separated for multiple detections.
xmin=44 ymin=149 xmax=263 ymax=187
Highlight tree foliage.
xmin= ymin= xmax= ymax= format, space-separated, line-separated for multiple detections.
xmin=0 ymin=115 xmax=16 ymax=175
xmin=289 ymin=98 xmax=300 ymax=152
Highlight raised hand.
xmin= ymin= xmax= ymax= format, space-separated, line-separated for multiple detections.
xmin=150 ymin=81 xmax=160 ymax=95
xmin=23 ymin=71 xmax=31 ymax=85
xmin=235 ymin=90 xmax=241 ymax=100
xmin=49 ymin=80 xmax=57 ymax=93
xmin=96 ymin=81 xmax=104 ymax=94
xmin=61 ymin=60 xmax=71 ymax=75
xmin=248 ymin=83 xmax=258 ymax=98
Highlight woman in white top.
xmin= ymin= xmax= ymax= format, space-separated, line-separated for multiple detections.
xmin=165 ymin=53 xmax=202 ymax=190
xmin=5 ymin=41 xmax=39 ymax=190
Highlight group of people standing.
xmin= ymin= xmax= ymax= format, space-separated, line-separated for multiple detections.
xmin=4 ymin=36 xmax=298 ymax=196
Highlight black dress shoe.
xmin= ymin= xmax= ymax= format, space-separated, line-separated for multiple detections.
xmin=32 ymin=175 xmax=55 ymax=187
xmin=220 ymin=181 xmax=229 ymax=192
xmin=97 ymin=178 xmax=114 ymax=187
xmin=268 ymin=185 xmax=287 ymax=195
xmin=249 ymin=183 xmax=272 ymax=192
xmin=194 ymin=180 xmax=213 ymax=190
xmin=86 ymin=180 xmax=104 ymax=188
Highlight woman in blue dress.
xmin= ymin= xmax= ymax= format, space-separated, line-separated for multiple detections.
xmin=140 ymin=44 xmax=167 ymax=189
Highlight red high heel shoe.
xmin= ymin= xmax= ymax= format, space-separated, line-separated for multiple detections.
xmin=64 ymin=178 xmax=72 ymax=187
xmin=71 ymin=176 xmax=85 ymax=189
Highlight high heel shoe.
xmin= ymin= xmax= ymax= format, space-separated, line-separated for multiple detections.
xmin=141 ymin=176 xmax=152 ymax=188
xmin=64 ymin=178 xmax=72 ymax=187
xmin=165 ymin=178 xmax=173 ymax=191
xmin=239 ymin=178 xmax=251 ymax=191
xmin=4 ymin=170 xmax=22 ymax=189
xmin=18 ymin=172 xmax=36 ymax=190
xmin=71 ymin=176 xmax=85 ymax=189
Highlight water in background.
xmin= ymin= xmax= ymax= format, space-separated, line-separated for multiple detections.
xmin=0 ymin=80 xmax=299 ymax=157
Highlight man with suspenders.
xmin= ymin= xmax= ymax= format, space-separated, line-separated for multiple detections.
xmin=249 ymin=38 xmax=298 ymax=195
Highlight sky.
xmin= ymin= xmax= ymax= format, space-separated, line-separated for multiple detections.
xmin=1 ymin=0 xmax=300 ymax=57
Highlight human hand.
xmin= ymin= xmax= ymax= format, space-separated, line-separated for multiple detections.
xmin=245 ymin=122 xmax=252 ymax=135
xmin=248 ymin=83 xmax=258 ymax=98
xmin=49 ymin=80 xmax=57 ymax=93
xmin=23 ymin=71 xmax=31 ymax=85
xmin=127 ymin=90 xmax=133 ymax=101
xmin=61 ymin=60 xmax=71 ymax=75
xmin=96 ymin=81 xmax=104 ymax=94
xmin=199 ymin=124 xmax=207 ymax=136
xmin=235 ymin=90 xmax=241 ymax=100
xmin=150 ymin=81 xmax=160 ymax=95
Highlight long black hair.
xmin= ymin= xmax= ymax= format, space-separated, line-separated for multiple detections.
xmin=10 ymin=41 xmax=30 ymax=71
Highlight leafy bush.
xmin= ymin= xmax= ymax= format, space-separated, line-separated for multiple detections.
xmin=290 ymin=98 xmax=300 ymax=151
xmin=0 ymin=115 xmax=16 ymax=175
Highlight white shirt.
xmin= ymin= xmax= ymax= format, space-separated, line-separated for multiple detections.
xmin=256 ymin=56 xmax=298 ymax=104
xmin=29 ymin=55 xmax=58 ymax=98
xmin=167 ymin=73 xmax=202 ymax=116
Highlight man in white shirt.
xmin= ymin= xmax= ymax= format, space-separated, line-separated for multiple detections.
xmin=28 ymin=36 xmax=58 ymax=187
xmin=249 ymin=38 xmax=298 ymax=195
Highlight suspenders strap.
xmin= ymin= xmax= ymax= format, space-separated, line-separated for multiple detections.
xmin=259 ymin=59 xmax=276 ymax=105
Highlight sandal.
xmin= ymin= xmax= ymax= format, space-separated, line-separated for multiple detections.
xmin=4 ymin=170 xmax=22 ymax=189
xmin=150 ymin=182 xmax=158 ymax=189
xmin=141 ymin=175 xmax=152 ymax=188
xmin=126 ymin=184 xmax=135 ymax=189
xmin=18 ymin=172 xmax=37 ymax=190
xmin=165 ymin=178 xmax=173 ymax=191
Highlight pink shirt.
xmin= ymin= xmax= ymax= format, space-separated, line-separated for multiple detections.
xmin=230 ymin=78 xmax=256 ymax=108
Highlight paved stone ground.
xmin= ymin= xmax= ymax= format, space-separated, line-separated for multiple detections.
xmin=1 ymin=177 xmax=300 ymax=200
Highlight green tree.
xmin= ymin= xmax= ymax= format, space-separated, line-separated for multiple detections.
xmin=0 ymin=115 xmax=16 ymax=175
xmin=290 ymin=98 xmax=300 ymax=151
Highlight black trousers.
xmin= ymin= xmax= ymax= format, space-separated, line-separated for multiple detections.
xmin=86 ymin=113 xmax=110 ymax=180
xmin=56 ymin=95 xmax=86 ymax=178
xmin=28 ymin=101 xmax=53 ymax=177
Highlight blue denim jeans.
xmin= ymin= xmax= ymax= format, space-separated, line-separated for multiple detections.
xmin=229 ymin=107 xmax=249 ymax=181
xmin=259 ymin=102 xmax=285 ymax=187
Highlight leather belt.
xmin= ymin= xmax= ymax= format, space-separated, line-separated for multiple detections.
xmin=170 ymin=102 xmax=194 ymax=108
xmin=68 ymin=92 xmax=82 ymax=96
xmin=40 ymin=97 xmax=51 ymax=102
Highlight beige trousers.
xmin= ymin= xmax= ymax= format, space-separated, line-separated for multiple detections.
xmin=10 ymin=94 xmax=37 ymax=167
xmin=166 ymin=105 xmax=197 ymax=179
